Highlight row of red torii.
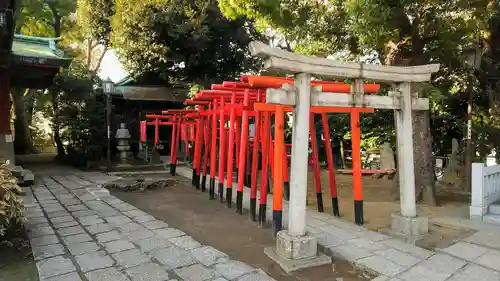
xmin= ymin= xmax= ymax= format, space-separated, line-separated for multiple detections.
xmin=140 ymin=42 xmax=440 ymax=271
xmin=142 ymin=75 xmax=379 ymax=225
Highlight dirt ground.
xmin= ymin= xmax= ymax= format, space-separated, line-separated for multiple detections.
xmin=306 ymin=170 xmax=474 ymax=250
xmin=0 ymin=230 xmax=39 ymax=281
xmin=112 ymin=176 xmax=373 ymax=281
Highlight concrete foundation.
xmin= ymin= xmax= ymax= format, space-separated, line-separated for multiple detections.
xmin=264 ymin=230 xmax=331 ymax=273
xmin=391 ymin=213 xmax=428 ymax=237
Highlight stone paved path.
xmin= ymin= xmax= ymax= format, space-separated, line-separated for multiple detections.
xmin=174 ymin=167 xmax=500 ymax=281
xmin=24 ymin=172 xmax=275 ymax=281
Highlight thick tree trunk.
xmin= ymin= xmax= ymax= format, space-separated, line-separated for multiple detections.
xmin=11 ymin=88 xmax=35 ymax=154
xmin=50 ymin=90 xmax=66 ymax=159
xmin=25 ymin=89 xmax=37 ymax=126
xmin=93 ymin=45 xmax=108 ymax=72
xmin=53 ymin=128 xmax=65 ymax=158
xmin=412 ymin=109 xmax=437 ymax=205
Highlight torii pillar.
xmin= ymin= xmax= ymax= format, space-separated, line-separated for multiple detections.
xmin=249 ymin=41 xmax=440 ymax=272
xmin=0 ymin=69 xmax=14 ymax=164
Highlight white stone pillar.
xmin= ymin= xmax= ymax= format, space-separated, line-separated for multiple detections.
xmin=288 ymin=73 xmax=311 ymax=236
xmin=394 ymin=82 xmax=417 ymax=218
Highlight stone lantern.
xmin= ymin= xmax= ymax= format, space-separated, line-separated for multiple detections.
xmin=115 ymin=123 xmax=131 ymax=163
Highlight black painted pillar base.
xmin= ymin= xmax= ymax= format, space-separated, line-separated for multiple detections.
xmin=272 ymin=210 xmax=282 ymax=237
xmin=201 ymin=175 xmax=207 ymax=192
xmin=258 ymin=204 xmax=267 ymax=226
xmin=332 ymin=197 xmax=340 ymax=217
xmin=250 ymin=198 xmax=257 ymax=221
xmin=236 ymin=191 xmax=243 ymax=214
xmin=247 ymin=175 xmax=252 ymax=189
xmin=283 ymin=182 xmax=290 ymax=201
xmin=191 ymin=169 xmax=197 ymax=187
xmin=209 ymin=178 xmax=216 ymax=200
xmin=316 ymin=192 xmax=324 ymax=213
xmin=218 ymin=183 xmax=224 ymax=203
xmin=226 ymin=188 xmax=232 ymax=208
xmin=354 ymin=200 xmax=364 ymax=225
xmin=170 ymin=164 xmax=176 ymax=176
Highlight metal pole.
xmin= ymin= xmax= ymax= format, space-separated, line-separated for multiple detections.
xmin=106 ymin=92 xmax=111 ymax=163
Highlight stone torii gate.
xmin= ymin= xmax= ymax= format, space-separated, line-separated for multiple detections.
xmin=248 ymin=41 xmax=440 ymax=272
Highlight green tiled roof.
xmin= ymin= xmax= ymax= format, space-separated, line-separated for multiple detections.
xmin=11 ymin=34 xmax=71 ymax=67
xmin=115 ymin=75 xmax=135 ymax=86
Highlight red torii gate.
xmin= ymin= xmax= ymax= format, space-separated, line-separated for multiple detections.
xmin=185 ymin=75 xmax=380 ymax=231
xmin=142 ymin=109 xmax=198 ymax=176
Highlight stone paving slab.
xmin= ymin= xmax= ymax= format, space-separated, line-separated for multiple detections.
xmin=176 ymin=166 xmax=500 ymax=281
xmin=26 ymin=174 xmax=280 ymax=281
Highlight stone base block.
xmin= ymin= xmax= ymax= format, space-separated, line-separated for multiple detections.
xmin=470 ymin=205 xmax=486 ymax=221
xmin=391 ymin=213 xmax=428 ymax=237
xmin=276 ymin=230 xmax=317 ymax=260
xmin=264 ymin=247 xmax=331 ymax=274
xmin=266 ymin=230 xmax=332 ymax=273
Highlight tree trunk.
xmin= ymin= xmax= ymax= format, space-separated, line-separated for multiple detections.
xmin=93 ymin=45 xmax=108 ymax=72
xmin=25 ymin=89 xmax=37 ymax=126
xmin=50 ymin=91 xmax=66 ymax=158
xmin=11 ymin=88 xmax=35 ymax=154
xmin=53 ymin=128 xmax=65 ymax=158
xmin=412 ymin=109 xmax=437 ymax=205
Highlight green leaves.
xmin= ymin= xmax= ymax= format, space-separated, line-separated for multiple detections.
xmin=17 ymin=0 xmax=76 ymax=37
xmin=76 ymin=0 xmax=114 ymax=46
xmin=111 ymin=0 xmax=262 ymax=86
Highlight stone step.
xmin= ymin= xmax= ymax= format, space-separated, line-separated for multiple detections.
xmin=21 ymin=169 xmax=34 ymax=186
xmin=489 ymin=201 xmax=500 ymax=215
xmin=7 ymin=164 xmax=23 ymax=179
xmin=483 ymin=213 xmax=500 ymax=225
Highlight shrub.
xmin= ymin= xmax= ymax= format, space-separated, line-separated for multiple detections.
xmin=0 ymin=165 xmax=26 ymax=237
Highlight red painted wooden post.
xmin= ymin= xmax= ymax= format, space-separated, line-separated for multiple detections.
xmin=236 ymin=90 xmax=250 ymax=214
xmin=218 ymin=97 xmax=226 ymax=202
xmin=351 ymin=110 xmax=363 ymax=225
xmin=169 ymin=118 xmax=176 ymax=176
xmin=154 ymin=118 xmax=159 ymax=145
xmin=258 ymin=111 xmax=271 ymax=225
xmin=202 ymin=114 xmax=210 ymax=192
xmin=235 ymin=118 xmax=241 ymax=178
xmin=193 ymin=108 xmax=204 ymax=189
xmin=272 ymin=105 xmax=285 ymax=236
xmin=225 ymin=93 xmax=237 ymax=207
xmin=250 ymin=95 xmax=261 ymax=221
xmin=209 ymin=99 xmax=218 ymax=199
xmin=309 ymin=113 xmax=324 ymax=212
xmin=321 ymin=113 xmax=339 ymax=216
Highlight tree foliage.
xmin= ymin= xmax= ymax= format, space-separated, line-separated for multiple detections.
xmin=76 ymin=0 xmax=113 ymax=46
xmin=76 ymin=0 xmax=114 ymax=70
xmin=43 ymin=62 xmax=107 ymax=162
xmin=17 ymin=0 xmax=76 ymax=37
xmin=218 ymin=0 xmax=500 ymax=202
xmin=111 ymin=0 xmax=264 ymax=87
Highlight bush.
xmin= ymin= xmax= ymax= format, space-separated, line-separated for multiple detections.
xmin=0 ymin=165 xmax=25 ymax=237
